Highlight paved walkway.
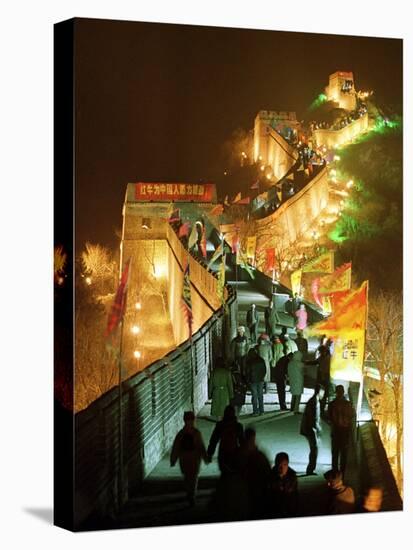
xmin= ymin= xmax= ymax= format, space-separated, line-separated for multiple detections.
xmin=113 ymin=280 xmax=338 ymax=528
xmin=118 ymin=388 xmax=333 ymax=528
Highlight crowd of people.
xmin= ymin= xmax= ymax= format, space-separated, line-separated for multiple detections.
xmin=168 ymin=294 xmax=383 ymax=520
xmin=170 ymin=402 xmax=382 ymax=520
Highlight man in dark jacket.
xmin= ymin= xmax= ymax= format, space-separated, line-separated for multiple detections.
xmin=300 ymin=384 xmax=325 ymax=475
xmin=268 ymin=452 xmax=298 ymax=517
xmin=239 ymin=428 xmax=272 ymax=519
xmin=246 ymin=303 xmax=259 ymax=343
xmin=306 ymin=345 xmax=331 ymax=413
xmin=246 ymin=347 xmax=266 ymax=416
xmin=230 ymin=326 xmax=250 ymax=378
xmin=328 ymin=385 xmax=355 ymax=475
xmin=207 ymin=405 xmax=244 ymax=476
xmin=264 ymin=298 xmax=280 ymax=338
xmin=274 ymin=352 xmax=293 ymax=410
xmin=295 ymin=329 xmax=308 ymax=358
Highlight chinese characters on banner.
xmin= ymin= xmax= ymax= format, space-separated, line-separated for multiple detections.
xmin=135 ymin=182 xmax=215 ymax=202
xmin=330 ymin=332 xmax=364 ymax=382
xmin=308 ymin=281 xmax=368 ymax=382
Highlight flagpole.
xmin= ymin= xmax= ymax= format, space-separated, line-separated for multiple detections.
xmin=357 ymin=280 xmax=369 ymax=420
xmin=186 ymin=218 xmax=195 ymax=412
xmin=117 ymin=314 xmax=125 ymax=509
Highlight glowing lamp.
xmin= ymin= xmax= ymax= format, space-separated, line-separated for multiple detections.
xmin=134 ymin=351 xmax=141 ymax=359
xmin=131 ymin=325 xmax=140 ymax=335
xmin=135 ymin=302 xmax=142 ymax=310
xmin=85 ymin=277 xmax=92 ymax=285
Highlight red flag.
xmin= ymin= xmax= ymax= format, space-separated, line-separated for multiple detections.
xmin=178 ymin=221 xmax=190 ymax=237
xmin=311 ymin=277 xmax=323 ymax=308
xmin=168 ymin=208 xmax=180 ymax=223
xmin=105 ymin=259 xmax=131 ymax=337
xmin=265 ymin=248 xmax=275 ymax=271
xmin=232 ymin=233 xmax=240 ymax=254
xmin=200 ymin=223 xmax=207 ymax=258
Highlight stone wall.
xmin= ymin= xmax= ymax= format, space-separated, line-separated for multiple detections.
xmin=313 ymin=113 xmax=369 ymax=149
xmin=254 ymin=167 xmax=329 ymax=270
xmin=254 ymin=112 xmax=299 ymax=182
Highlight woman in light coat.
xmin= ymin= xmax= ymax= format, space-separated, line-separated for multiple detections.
xmin=288 ymin=351 xmax=304 ymax=414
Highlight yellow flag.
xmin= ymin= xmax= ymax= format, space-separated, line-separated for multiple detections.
xmin=291 ymin=269 xmax=302 ymax=295
xmin=330 ymin=330 xmax=365 ymax=381
xmin=302 ymin=251 xmax=334 ymax=273
xmin=246 ymin=236 xmax=257 ymax=261
xmin=308 ymin=281 xmax=368 ymax=382
xmin=217 ymin=254 xmax=226 ymax=302
xmin=321 ymin=295 xmax=332 ymax=314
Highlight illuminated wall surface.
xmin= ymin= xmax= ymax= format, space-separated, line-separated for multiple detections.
xmin=325 ymin=70 xmax=357 ymax=111
xmin=121 ymin=195 xmax=223 ymax=374
xmin=255 ymin=167 xmax=329 ymax=271
xmin=313 ymin=113 xmax=369 ymax=149
xmin=254 ymin=110 xmax=299 ymax=181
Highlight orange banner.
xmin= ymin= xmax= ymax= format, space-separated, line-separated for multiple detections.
xmin=308 ymin=281 xmax=368 ymax=382
xmin=309 ymin=280 xmax=368 ymax=334
xmin=318 ymin=263 xmax=351 ymax=294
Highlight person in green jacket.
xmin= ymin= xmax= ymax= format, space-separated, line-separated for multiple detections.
xmin=210 ymin=357 xmax=234 ymax=420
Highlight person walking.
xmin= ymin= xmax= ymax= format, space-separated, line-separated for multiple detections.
xmin=246 ymin=347 xmax=266 ymax=416
xmin=210 ymin=357 xmax=234 ymax=420
xmin=230 ymin=326 xmax=250 ymax=378
xmin=207 ymin=405 xmax=244 ymax=475
xmin=230 ymin=362 xmax=248 ymax=417
xmin=265 ymin=298 xmax=280 ymax=338
xmin=295 ymin=303 xmax=308 ymax=331
xmin=300 ymin=384 xmax=325 ymax=475
xmin=170 ymin=411 xmax=209 ymax=506
xmin=288 ymin=350 xmax=305 ymax=414
xmin=306 ymin=344 xmax=331 ymax=414
xmin=274 ymin=352 xmax=292 ymax=410
xmin=246 ymin=303 xmax=259 ymax=343
xmin=257 ymin=333 xmax=273 ymax=389
xmin=328 ymin=385 xmax=355 ymax=475
xmin=295 ymin=329 xmax=308 ymax=358
xmin=239 ymin=428 xmax=272 ymax=519
xmin=268 ymin=452 xmax=298 ymax=518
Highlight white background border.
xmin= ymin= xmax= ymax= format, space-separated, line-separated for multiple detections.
xmin=0 ymin=1 xmax=410 ymax=548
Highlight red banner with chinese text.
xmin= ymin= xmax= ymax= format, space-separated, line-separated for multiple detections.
xmin=134 ymin=182 xmax=216 ymax=202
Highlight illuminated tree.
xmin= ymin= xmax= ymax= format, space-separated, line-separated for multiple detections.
xmin=81 ymin=242 xmax=117 ymax=294
xmin=328 ymin=121 xmax=402 ymax=291
xmin=54 ymin=245 xmax=67 ymax=283
xmin=366 ymin=291 xmax=403 ymax=492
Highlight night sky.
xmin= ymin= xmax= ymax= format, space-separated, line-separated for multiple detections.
xmin=74 ymin=18 xmax=402 ymax=250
